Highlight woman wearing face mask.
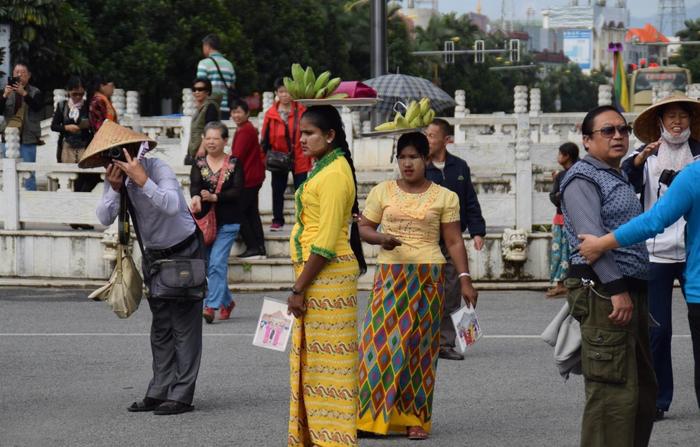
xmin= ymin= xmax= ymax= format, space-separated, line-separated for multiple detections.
xmin=619 ymin=95 xmax=700 ymax=420
xmin=356 ymin=132 xmax=477 ymax=440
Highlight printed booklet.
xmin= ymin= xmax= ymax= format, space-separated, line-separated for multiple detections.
xmin=253 ymin=298 xmax=294 ymax=352
xmin=451 ymin=304 xmax=483 ymax=354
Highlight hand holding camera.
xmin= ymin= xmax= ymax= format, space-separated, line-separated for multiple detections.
xmin=4 ymin=76 xmax=26 ymax=98
xmin=105 ymin=148 xmax=148 ymax=189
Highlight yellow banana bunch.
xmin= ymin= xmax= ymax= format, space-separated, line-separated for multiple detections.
xmin=283 ymin=64 xmax=347 ymax=100
xmin=373 ymin=98 xmax=437 ymax=131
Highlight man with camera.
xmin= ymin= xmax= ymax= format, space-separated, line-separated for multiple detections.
xmin=1 ymin=63 xmax=43 ymax=190
xmin=622 ymin=95 xmax=700 ymax=420
xmin=79 ymin=120 xmax=206 ymax=416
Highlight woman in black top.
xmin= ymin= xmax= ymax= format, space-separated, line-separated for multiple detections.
xmin=51 ymin=76 xmax=101 ymax=194
xmin=190 ymin=121 xmax=243 ymax=323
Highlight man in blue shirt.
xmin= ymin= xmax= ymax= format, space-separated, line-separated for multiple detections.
xmin=425 ymin=118 xmax=486 ymax=360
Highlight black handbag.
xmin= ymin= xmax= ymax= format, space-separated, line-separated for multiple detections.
xmin=126 ymin=192 xmax=207 ymax=301
xmin=263 ymin=105 xmax=297 ymax=172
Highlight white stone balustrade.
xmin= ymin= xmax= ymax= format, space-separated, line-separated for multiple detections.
xmin=687 ymin=83 xmax=700 ymax=100
xmin=454 ymin=89 xmax=468 ymax=117
xmin=182 ymin=88 xmax=195 ymax=116
xmin=652 ymin=84 xmax=673 ymax=104
xmin=262 ymin=91 xmax=274 ymax=113
xmin=125 ymin=91 xmax=140 ymax=118
xmin=598 ymin=85 xmax=613 ymax=106
xmin=529 ymin=88 xmax=541 ymax=117
xmin=4 ymin=127 xmax=20 ymax=159
xmin=514 ymin=85 xmax=528 ymax=114
xmin=53 ymin=89 xmax=67 ymax=111
xmin=112 ymin=88 xmax=126 ymax=118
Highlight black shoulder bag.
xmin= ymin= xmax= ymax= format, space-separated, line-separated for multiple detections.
xmin=264 ymin=105 xmax=297 ymax=172
xmin=125 ymin=190 xmax=207 ymax=301
xmin=209 ymin=56 xmax=239 ymax=107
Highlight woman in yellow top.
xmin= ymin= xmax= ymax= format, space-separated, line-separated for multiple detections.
xmin=286 ymin=105 xmax=366 ymax=447
xmin=357 ymin=132 xmax=478 ymax=441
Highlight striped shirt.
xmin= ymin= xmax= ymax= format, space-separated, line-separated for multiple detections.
xmin=196 ymin=52 xmax=236 ymax=111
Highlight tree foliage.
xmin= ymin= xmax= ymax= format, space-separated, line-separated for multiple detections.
xmin=0 ymin=1 xmax=613 ymax=115
xmin=672 ymin=18 xmax=700 ymax=82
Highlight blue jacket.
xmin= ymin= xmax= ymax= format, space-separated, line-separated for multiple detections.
xmin=425 ymin=151 xmax=486 ymax=236
xmin=615 ymin=160 xmax=700 ymax=304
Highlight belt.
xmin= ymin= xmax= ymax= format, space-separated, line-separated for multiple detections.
xmin=146 ymin=232 xmax=197 ymax=261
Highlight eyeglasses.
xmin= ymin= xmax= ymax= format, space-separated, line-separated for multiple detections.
xmin=590 ymin=124 xmax=632 ymax=138
xmin=192 ymin=87 xmax=209 ymax=93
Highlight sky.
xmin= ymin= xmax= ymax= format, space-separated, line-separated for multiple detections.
xmin=437 ymin=0 xmax=700 ymax=21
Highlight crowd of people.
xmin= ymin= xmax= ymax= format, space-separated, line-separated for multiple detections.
xmin=3 ymin=30 xmax=700 ymax=447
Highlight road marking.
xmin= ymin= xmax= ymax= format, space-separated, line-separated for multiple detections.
xmin=0 ymin=333 xmax=692 ymax=338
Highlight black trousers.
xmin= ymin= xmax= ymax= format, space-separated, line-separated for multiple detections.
xmin=239 ymin=185 xmax=265 ymax=251
xmin=271 ymin=170 xmax=307 ymax=225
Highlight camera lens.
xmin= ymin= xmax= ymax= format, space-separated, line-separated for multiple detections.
xmin=107 ymin=147 xmax=122 ymax=158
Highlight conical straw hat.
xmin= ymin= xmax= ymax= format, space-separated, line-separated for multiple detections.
xmin=633 ymin=95 xmax=700 ymax=144
xmin=78 ymin=120 xmax=157 ymax=168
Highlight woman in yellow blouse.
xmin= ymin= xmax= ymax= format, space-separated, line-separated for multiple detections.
xmin=357 ymin=132 xmax=478 ymax=440
xmin=286 ymin=105 xmax=366 ymax=447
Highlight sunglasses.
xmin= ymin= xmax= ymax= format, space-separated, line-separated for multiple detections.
xmin=192 ymin=87 xmax=209 ymax=92
xmin=591 ymin=124 xmax=632 ymax=138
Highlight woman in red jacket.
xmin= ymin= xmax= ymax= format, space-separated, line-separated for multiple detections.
xmin=230 ymin=99 xmax=267 ymax=259
xmin=261 ymin=78 xmax=311 ymax=231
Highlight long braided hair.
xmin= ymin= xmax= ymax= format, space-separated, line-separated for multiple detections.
xmin=301 ymin=105 xmax=367 ymax=274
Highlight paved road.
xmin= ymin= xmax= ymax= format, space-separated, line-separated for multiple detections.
xmin=0 ymin=287 xmax=697 ymax=446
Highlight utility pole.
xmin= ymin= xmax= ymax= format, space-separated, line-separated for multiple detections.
xmin=370 ymin=0 xmax=387 ymax=78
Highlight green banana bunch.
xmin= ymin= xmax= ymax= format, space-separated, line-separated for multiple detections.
xmin=373 ymin=98 xmax=437 ymax=131
xmin=283 ymin=64 xmax=347 ymax=99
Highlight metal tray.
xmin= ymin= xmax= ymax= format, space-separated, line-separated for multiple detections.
xmin=361 ymin=127 xmax=426 ymax=137
xmin=294 ymin=97 xmax=381 ymax=107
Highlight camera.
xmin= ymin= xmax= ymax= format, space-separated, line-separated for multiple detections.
xmin=7 ymin=76 xmax=20 ymax=87
xmin=101 ymin=146 xmax=127 ymax=162
xmin=659 ymin=169 xmax=678 ymax=187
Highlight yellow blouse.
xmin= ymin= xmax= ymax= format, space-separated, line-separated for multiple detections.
xmin=362 ymin=180 xmax=460 ymax=264
xmin=290 ymin=148 xmax=355 ymax=262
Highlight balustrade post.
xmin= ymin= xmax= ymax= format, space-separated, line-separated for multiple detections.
xmin=598 ymin=85 xmax=613 ymax=106
xmin=514 ymin=85 xmax=532 ymax=230
xmin=453 ymin=90 xmax=468 ymax=144
xmin=125 ymin=91 xmax=140 ymax=118
xmin=53 ymin=89 xmax=67 ymax=111
xmin=529 ymin=88 xmax=541 ymax=116
xmin=687 ymin=83 xmax=700 ymax=100
xmin=3 ymin=127 xmax=21 ymax=229
xmin=182 ymin=88 xmax=195 ymax=116
xmin=112 ymin=88 xmax=126 ymax=118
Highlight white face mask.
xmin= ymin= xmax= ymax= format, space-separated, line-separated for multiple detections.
xmin=660 ymin=123 xmax=691 ymax=145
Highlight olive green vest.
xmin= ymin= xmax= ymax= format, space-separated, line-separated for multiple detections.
xmin=187 ymin=98 xmax=220 ymax=156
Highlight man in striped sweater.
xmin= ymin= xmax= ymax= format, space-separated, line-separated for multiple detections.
xmin=196 ymin=34 xmax=236 ymax=119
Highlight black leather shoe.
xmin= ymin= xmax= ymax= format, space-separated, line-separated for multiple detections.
xmin=438 ymin=347 xmax=465 ymax=361
xmin=654 ymin=408 xmax=665 ymax=421
xmin=127 ymin=397 xmax=164 ymax=412
xmin=153 ymin=400 xmax=194 ymax=415
xmin=237 ymin=248 xmax=267 ymax=260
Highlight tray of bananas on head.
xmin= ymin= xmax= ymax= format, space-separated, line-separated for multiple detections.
xmin=284 ymin=64 xmax=380 ymax=107
xmin=363 ymin=98 xmax=436 ymax=137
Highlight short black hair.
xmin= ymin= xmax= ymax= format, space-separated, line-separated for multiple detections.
xmin=581 ymin=105 xmax=625 ymax=136
xmin=65 ymin=76 xmax=83 ymax=91
xmin=13 ymin=62 xmax=30 ymax=73
xmin=273 ymin=77 xmax=286 ymax=91
xmin=430 ymin=118 xmax=453 ymax=137
xmin=396 ymin=132 xmax=430 ymax=158
xmin=229 ymin=99 xmax=249 ymax=113
xmin=192 ymin=77 xmax=212 ymax=94
xmin=558 ymin=142 xmax=580 ymax=162
xmin=203 ymin=121 xmax=229 ymax=139
xmin=202 ymin=34 xmax=220 ymax=50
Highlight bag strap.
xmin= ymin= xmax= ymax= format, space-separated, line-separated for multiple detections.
xmin=214 ymin=156 xmax=229 ymax=194
xmin=209 ymin=56 xmax=230 ymax=90
xmin=123 ymin=188 xmax=146 ymax=259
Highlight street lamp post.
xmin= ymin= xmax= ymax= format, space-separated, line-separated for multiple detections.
xmin=370 ymin=0 xmax=387 ymax=78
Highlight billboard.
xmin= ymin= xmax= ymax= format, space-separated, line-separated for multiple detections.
xmin=563 ymin=29 xmax=593 ymax=70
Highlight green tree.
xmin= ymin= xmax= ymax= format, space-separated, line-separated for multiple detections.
xmin=672 ymin=18 xmax=700 ymax=82
xmin=536 ymin=64 xmax=608 ymax=113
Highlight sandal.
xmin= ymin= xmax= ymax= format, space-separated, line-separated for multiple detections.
xmin=407 ymin=426 xmax=428 ymax=440
xmin=127 ymin=397 xmax=164 ymax=412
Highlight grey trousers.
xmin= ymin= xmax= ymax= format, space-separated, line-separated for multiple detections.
xmin=141 ymin=233 xmax=205 ymax=405
xmin=145 ymin=298 xmax=203 ymax=405
xmin=439 ymin=243 xmax=462 ymax=348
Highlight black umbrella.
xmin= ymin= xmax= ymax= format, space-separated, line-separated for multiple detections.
xmin=364 ymin=74 xmax=456 ymax=116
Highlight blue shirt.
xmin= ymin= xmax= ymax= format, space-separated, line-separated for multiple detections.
xmin=615 ymin=159 xmax=700 ymax=303
xmin=96 ymin=158 xmax=196 ymax=250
